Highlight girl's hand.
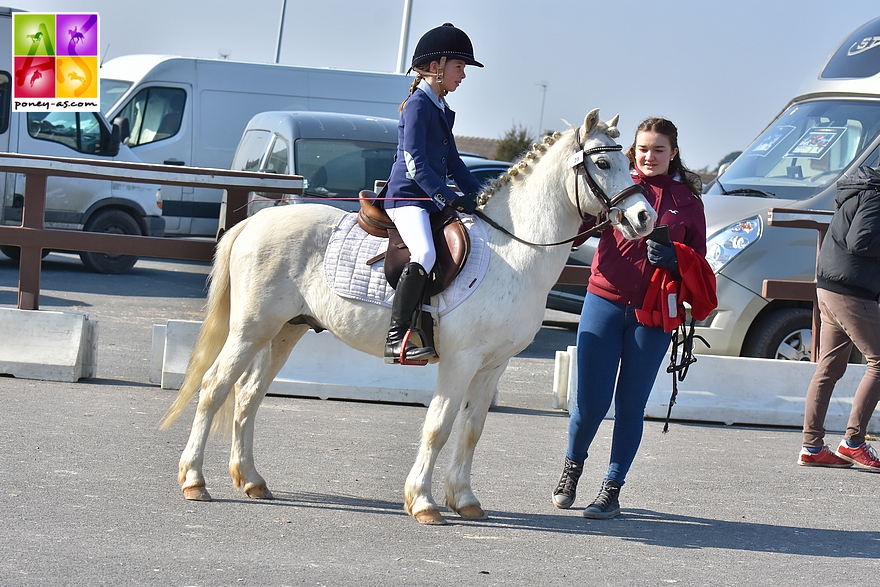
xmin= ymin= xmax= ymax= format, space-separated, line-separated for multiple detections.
xmin=646 ymin=239 xmax=678 ymax=270
xmin=453 ymin=192 xmax=479 ymax=214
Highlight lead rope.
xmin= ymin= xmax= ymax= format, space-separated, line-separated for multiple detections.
xmin=662 ymin=316 xmax=710 ymax=433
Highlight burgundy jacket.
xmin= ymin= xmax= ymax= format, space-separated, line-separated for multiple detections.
xmin=586 ymin=169 xmax=707 ymax=308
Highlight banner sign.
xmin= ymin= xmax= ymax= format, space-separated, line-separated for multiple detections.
xmin=12 ymin=13 xmax=100 ymax=112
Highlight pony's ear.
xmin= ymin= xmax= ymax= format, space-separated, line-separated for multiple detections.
xmin=582 ymin=109 xmax=600 ymax=135
xmin=606 ymin=114 xmax=621 ymax=139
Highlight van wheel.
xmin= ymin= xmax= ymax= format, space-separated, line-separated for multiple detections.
xmin=0 ymin=246 xmax=49 ymax=260
xmin=742 ymin=308 xmax=813 ymax=361
xmin=79 ymin=210 xmax=141 ymax=274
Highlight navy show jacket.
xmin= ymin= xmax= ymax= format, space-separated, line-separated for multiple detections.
xmin=385 ymin=85 xmax=481 ymax=213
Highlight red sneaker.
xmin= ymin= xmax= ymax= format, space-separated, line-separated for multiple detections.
xmin=836 ymin=441 xmax=880 ymax=472
xmin=798 ymin=445 xmax=852 ymax=468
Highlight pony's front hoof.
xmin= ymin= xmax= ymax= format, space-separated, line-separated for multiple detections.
xmin=413 ymin=509 xmax=447 ymax=525
xmin=455 ymin=505 xmax=488 ymax=520
xmin=183 ymin=486 xmax=212 ymax=501
xmin=245 ymin=484 xmax=274 ymax=500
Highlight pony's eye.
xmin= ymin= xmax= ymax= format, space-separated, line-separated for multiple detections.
xmin=595 ymin=157 xmax=611 ymax=170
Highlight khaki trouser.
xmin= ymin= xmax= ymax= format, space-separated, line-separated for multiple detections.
xmin=803 ymin=288 xmax=880 ymax=447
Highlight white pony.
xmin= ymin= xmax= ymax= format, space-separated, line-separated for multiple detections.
xmin=161 ymin=109 xmax=657 ymax=525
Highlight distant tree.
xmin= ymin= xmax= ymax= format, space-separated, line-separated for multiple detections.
xmin=495 ymin=124 xmax=535 ymax=162
xmin=715 ymin=151 xmax=742 ymax=172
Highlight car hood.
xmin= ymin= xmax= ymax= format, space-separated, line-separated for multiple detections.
xmin=702 ymin=193 xmax=799 ymax=237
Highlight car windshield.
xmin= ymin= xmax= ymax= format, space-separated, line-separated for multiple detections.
xmin=706 ymin=99 xmax=880 ymax=201
xmin=99 ymin=79 xmax=132 ymax=116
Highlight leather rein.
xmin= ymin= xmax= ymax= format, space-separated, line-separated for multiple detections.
xmin=475 ymin=129 xmax=646 ymax=248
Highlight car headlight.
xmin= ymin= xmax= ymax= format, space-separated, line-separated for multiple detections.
xmin=705 ymin=215 xmax=762 ymax=273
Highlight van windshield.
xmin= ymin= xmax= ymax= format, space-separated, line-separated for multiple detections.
xmin=99 ymin=79 xmax=132 ymax=116
xmin=295 ymin=138 xmax=397 ymax=200
xmin=706 ymin=99 xmax=880 ymax=201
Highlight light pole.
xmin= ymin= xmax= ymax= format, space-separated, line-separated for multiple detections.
xmin=275 ymin=0 xmax=287 ymax=64
xmin=537 ymin=81 xmax=547 ymax=136
xmin=396 ymin=0 xmax=413 ymax=74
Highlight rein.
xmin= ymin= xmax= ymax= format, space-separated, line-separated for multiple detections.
xmin=474 ymin=128 xmax=646 ymax=248
xmin=474 ymin=209 xmax=610 ymax=247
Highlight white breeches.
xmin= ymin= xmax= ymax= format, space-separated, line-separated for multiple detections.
xmin=386 ymin=205 xmax=436 ymax=272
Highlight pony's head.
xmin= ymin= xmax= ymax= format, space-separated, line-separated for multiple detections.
xmin=568 ymin=109 xmax=656 ymax=240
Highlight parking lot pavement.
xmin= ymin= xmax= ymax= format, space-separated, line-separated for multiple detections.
xmin=1 ymin=255 xmax=878 ymax=586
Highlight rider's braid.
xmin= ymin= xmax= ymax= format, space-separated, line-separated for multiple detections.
xmin=399 ymin=72 xmax=424 ymax=113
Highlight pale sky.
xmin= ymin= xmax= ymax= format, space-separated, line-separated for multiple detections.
xmin=10 ymin=0 xmax=880 ymax=169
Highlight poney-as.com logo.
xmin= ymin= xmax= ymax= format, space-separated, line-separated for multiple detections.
xmin=12 ymin=13 xmax=100 ymax=112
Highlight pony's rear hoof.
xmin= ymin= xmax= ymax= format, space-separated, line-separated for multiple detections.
xmin=455 ymin=505 xmax=488 ymax=520
xmin=414 ymin=509 xmax=447 ymax=525
xmin=245 ymin=485 xmax=274 ymax=500
xmin=183 ymin=486 xmax=212 ymax=501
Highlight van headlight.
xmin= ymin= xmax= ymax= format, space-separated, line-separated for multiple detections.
xmin=705 ymin=215 xmax=762 ymax=273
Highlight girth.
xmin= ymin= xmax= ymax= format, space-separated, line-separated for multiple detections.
xmin=357 ymin=190 xmax=470 ymax=298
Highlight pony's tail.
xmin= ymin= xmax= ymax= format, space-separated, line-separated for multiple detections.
xmin=160 ymin=220 xmax=248 ymax=431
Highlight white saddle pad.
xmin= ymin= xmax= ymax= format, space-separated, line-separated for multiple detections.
xmin=323 ymin=212 xmax=490 ymax=316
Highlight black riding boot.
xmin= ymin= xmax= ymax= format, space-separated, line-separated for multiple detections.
xmin=384 ymin=262 xmax=436 ymax=364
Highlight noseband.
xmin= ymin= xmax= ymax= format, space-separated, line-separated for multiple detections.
xmin=474 ymin=129 xmax=647 ymax=248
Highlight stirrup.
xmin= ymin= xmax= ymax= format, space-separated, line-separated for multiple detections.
xmin=395 ymin=329 xmax=433 ymax=366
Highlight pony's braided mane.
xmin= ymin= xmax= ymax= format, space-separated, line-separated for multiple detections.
xmin=477 ymin=131 xmax=563 ymax=206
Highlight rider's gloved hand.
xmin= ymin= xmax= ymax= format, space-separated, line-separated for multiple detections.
xmin=452 ymin=192 xmax=479 ymax=215
xmin=646 ymin=239 xmax=678 ymax=271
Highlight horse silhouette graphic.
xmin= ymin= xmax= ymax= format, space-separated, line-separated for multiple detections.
xmin=68 ymin=26 xmax=85 ymax=45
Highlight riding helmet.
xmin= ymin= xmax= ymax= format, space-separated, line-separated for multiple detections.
xmin=410 ymin=23 xmax=483 ymax=71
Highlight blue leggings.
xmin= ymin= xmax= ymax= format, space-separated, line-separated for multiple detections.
xmin=566 ymin=293 xmax=671 ymax=485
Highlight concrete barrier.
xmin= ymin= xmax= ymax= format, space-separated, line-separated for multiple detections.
xmin=0 ymin=308 xmax=97 ymax=382
xmin=553 ymin=346 xmax=879 ymax=432
xmin=152 ymin=320 xmax=438 ymax=406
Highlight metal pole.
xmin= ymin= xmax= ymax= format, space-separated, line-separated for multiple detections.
xmin=537 ymin=82 xmax=547 ymax=136
xmin=396 ymin=0 xmax=413 ymax=74
xmin=275 ymin=0 xmax=288 ymax=64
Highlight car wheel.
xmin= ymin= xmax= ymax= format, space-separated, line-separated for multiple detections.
xmin=0 ymin=245 xmax=20 ymax=260
xmin=0 ymin=245 xmax=49 ymax=260
xmin=742 ymin=307 xmax=813 ymax=361
xmin=79 ymin=210 xmax=141 ymax=274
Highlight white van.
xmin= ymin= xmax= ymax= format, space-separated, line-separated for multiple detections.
xmin=216 ymin=111 xmax=399 ymax=238
xmin=696 ymin=17 xmax=880 ymax=360
xmin=99 ymin=55 xmax=411 ymax=237
xmin=0 ymin=7 xmax=163 ymax=274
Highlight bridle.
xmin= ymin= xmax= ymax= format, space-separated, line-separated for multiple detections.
xmin=475 ymin=128 xmax=647 ymax=247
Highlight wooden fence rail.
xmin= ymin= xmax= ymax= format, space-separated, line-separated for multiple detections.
xmin=0 ymin=153 xmax=304 ymax=310
xmin=0 ymin=152 xmax=593 ymax=311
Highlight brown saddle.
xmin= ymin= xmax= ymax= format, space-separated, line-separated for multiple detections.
xmin=357 ymin=190 xmax=470 ymax=298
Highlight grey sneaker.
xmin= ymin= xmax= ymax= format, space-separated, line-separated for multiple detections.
xmin=583 ymin=479 xmax=621 ymax=519
xmin=552 ymin=457 xmax=583 ymax=509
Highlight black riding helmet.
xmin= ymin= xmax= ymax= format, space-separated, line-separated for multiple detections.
xmin=410 ymin=23 xmax=484 ymax=71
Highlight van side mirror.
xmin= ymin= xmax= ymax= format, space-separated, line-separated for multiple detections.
xmin=113 ymin=116 xmax=131 ymax=143
xmin=105 ymin=125 xmax=121 ymax=157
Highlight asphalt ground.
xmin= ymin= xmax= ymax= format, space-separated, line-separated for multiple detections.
xmin=0 ymin=253 xmax=878 ymax=586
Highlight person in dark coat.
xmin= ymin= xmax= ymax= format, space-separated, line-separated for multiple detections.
xmin=382 ymin=23 xmax=484 ymax=364
xmin=799 ymin=166 xmax=880 ymax=471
